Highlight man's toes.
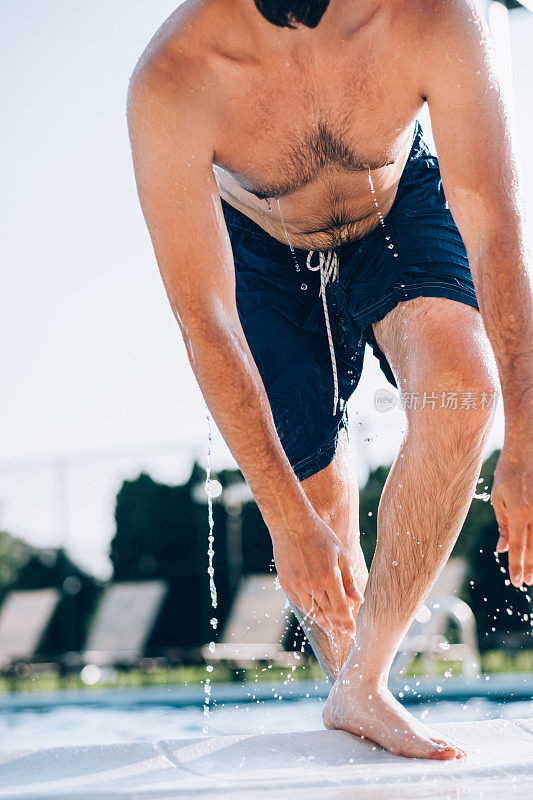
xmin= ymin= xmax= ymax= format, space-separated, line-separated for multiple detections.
xmin=430 ymin=736 xmax=466 ymax=758
xmin=409 ymin=736 xmax=457 ymax=760
xmin=429 ymin=744 xmax=458 ymax=760
xmin=395 ymin=736 xmax=455 ymax=760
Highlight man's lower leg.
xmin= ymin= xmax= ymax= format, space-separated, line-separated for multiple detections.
xmin=323 ymin=401 xmax=495 ymax=758
xmin=295 ymin=430 xmax=368 ymax=681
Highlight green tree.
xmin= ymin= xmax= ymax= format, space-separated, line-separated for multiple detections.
xmin=110 ymin=465 xmax=230 ymax=648
xmin=0 ymin=529 xmax=99 ymax=654
xmin=338 ymin=448 xmax=531 ymax=649
xmin=0 ymin=530 xmax=33 ymax=599
xmin=15 ymin=547 xmax=100 ymax=653
xmin=108 ymin=448 xmax=531 ymax=653
xmin=460 ymin=450 xmax=532 ymax=648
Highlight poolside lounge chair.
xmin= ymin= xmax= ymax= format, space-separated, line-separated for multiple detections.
xmin=202 ymin=574 xmax=303 ymax=668
xmin=0 ymin=588 xmax=61 ymax=670
xmin=78 ymin=580 xmax=168 ymax=667
xmin=393 ymin=557 xmax=481 ymax=678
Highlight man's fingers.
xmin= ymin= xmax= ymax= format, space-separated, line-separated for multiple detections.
xmin=286 ymin=590 xmax=333 ymax=634
xmin=305 ymin=596 xmax=334 ymax=634
xmin=493 ymin=492 xmax=510 ymax=553
xmin=287 ymin=588 xmax=315 ymax=624
xmin=324 ymin=568 xmax=357 ymax=635
xmin=507 ymin=507 xmax=529 ymax=587
xmin=301 ymin=578 xmax=355 ymax=637
xmin=496 ymin=530 xmax=509 ymax=553
xmin=298 ymin=590 xmax=333 ymax=633
xmin=321 ymin=591 xmax=351 ymax=635
xmin=311 ymin=607 xmax=334 ymax=633
xmin=338 ymin=551 xmax=364 ymax=603
xmin=523 ymin=524 xmax=533 ymax=586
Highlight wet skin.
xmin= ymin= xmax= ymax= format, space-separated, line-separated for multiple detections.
xmin=300 ymin=299 xmax=497 ymax=760
xmin=128 ymin=0 xmax=533 ymax=760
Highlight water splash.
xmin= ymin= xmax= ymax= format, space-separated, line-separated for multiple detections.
xmin=203 ymin=679 xmax=212 ymax=718
xmin=203 ymin=407 xmax=218 ymax=725
xmin=276 ymin=199 xmax=300 ymax=272
xmin=205 ymin=407 xmax=218 ymax=612
xmin=368 ymin=170 xmax=399 ymax=259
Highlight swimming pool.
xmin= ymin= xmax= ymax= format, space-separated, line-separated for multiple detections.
xmin=1 ymin=677 xmax=532 ymax=752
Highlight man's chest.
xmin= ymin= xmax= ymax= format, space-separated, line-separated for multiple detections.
xmin=213 ymin=54 xmax=422 ymax=202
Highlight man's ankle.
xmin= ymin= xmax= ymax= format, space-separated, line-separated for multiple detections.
xmin=336 ymin=665 xmax=389 ymax=693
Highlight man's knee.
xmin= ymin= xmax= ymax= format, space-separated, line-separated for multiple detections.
xmin=407 ymin=355 xmax=497 ymax=457
xmin=374 ymin=296 xmax=499 ymax=419
xmin=373 ymin=297 xmax=499 ymax=459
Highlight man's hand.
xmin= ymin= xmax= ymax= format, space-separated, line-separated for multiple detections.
xmin=272 ymin=513 xmax=363 ymax=636
xmin=491 ymin=433 xmax=533 ymax=588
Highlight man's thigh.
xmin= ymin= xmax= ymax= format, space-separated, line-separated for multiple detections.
xmin=238 ymin=303 xmax=349 ymax=479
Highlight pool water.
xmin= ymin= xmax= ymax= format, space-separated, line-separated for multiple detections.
xmin=1 ymin=695 xmax=532 ymax=752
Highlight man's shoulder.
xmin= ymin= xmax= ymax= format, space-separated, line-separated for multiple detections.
xmin=410 ymin=0 xmax=485 ymax=43
xmin=393 ymin=0 xmax=489 ymax=98
xmin=128 ymin=0 xmax=227 ymax=109
xmin=410 ymin=0 xmax=478 ymax=22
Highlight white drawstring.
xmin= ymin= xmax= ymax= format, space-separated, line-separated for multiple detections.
xmin=307 ymin=250 xmax=339 ymax=416
xmin=272 ymin=194 xmax=340 ymax=418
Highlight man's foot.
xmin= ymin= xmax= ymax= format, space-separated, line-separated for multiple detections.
xmin=322 ymin=678 xmax=466 ymax=760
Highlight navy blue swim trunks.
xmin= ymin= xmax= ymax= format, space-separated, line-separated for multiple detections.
xmin=222 ymin=122 xmax=479 ymax=481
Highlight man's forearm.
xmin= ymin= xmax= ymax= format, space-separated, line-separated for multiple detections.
xmin=179 ymin=308 xmax=314 ymax=535
xmin=470 ymin=230 xmax=533 ymax=433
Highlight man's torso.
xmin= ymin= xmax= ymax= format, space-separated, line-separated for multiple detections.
xmin=157 ymin=0 xmax=434 ymax=249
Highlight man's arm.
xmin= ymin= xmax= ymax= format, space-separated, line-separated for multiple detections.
xmin=126 ymin=47 xmax=361 ymax=631
xmin=422 ymin=0 xmax=533 ymax=586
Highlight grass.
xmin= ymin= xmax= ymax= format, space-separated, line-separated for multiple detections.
xmin=1 ymin=649 xmax=532 ymax=695
xmin=0 ymin=661 xmax=327 ymax=695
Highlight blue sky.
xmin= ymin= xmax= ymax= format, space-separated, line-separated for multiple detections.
xmin=1 ymin=1 xmax=532 ymax=577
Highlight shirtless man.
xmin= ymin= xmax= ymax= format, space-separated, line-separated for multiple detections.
xmin=127 ymin=0 xmax=533 ymax=759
